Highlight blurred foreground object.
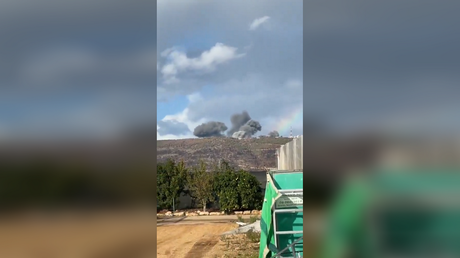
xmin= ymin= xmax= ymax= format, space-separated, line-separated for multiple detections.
xmin=321 ymin=169 xmax=460 ymax=258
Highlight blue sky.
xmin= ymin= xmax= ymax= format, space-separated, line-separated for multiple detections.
xmin=157 ymin=0 xmax=303 ymax=140
xmin=2 ymin=1 xmax=457 ymax=141
xmin=157 ymin=95 xmax=189 ymax=121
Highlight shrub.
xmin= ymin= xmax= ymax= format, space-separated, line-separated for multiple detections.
xmin=245 ymin=229 xmax=261 ymax=243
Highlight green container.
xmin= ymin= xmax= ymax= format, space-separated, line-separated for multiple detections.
xmin=259 ymin=170 xmax=303 ymax=258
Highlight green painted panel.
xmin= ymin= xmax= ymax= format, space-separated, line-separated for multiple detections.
xmin=275 ymin=212 xmax=304 ymax=256
xmin=277 ymin=233 xmax=304 ymax=257
xmin=259 ymin=171 xmax=304 ymax=258
xmin=272 ymin=171 xmax=303 ymax=190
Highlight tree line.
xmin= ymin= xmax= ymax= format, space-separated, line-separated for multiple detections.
xmin=157 ymin=159 xmax=263 ymax=213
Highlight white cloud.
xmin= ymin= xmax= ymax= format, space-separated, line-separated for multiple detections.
xmin=160 ymin=43 xmax=245 ymax=83
xmin=160 ymin=47 xmax=177 ymax=57
xmin=187 ymin=92 xmax=203 ymax=103
xmin=178 ymin=76 xmax=303 ymax=135
xmin=157 ymin=75 xmax=304 ymax=139
xmin=157 ymin=2 xmax=303 ymax=139
xmin=157 ymin=108 xmax=205 ymax=139
xmin=157 ymin=92 xmax=206 ymax=139
xmin=249 ymin=16 xmax=270 ymax=31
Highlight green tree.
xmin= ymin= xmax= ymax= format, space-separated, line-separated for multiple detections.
xmin=214 ymin=168 xmax=239 ymax=214
xmin=213 ymin=160 xmax=263 ymax=213
xmin=156 ymin=159 xmax=187 ymax=210
xmin=236 ymin=169 xmax=263 ymax=210
xmin=186 ymin=160 xmax=214 ymax=212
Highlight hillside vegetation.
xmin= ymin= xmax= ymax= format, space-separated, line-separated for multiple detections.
xmin=157 ymin=137 xmax=293 ymax=170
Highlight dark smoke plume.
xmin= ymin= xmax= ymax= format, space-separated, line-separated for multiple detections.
xmin=193 ymin=121 xmax=228 ymax=137
xmin=268 ymin=130 xmax=279 ymax=137
xmin=240 ymin=120 xmax=262 ymax=135
xmin=231 ymin=119 xmax=262 ymax=139
xmin=227 ymin=111 xmax=251 ymax=136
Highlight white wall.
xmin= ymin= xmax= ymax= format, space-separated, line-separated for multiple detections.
xmin=277 ymin=136 xmax=303 ymax=170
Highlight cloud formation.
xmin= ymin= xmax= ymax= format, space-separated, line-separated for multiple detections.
xmin=160 ymin=43 xmax=245 ymax=84
xmin=249 ymin=16 xmax=270 ymax=31
xmin=157 ymin=92 xmax=207 ymax=140
xmin=157 ymin=1 xmax=303 ymax=138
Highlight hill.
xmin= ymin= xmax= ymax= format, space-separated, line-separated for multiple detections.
xmin=157 ymin=137 xmax=293 ymax=171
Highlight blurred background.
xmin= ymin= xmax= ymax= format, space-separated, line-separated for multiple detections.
xmin=304 ymin=0 xmax=460 ymax=201
xmin=0 ymin=0 xmax=156 ymax=257
xmin=2 ymin=0 xmax=460 ymax=256
xmin=304 ymin=1 xmax=460 ymax=257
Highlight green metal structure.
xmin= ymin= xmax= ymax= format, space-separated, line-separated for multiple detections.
xmin=320 ymin=169 xmax=460 ymax=258
xmin=259 ymin=170 xmax=304 ymax=258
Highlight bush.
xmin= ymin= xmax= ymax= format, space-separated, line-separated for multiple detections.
xmin=245 ymin=229 xmax=261 ymax=243
xmin=249 ymin=216 xmax=258 ymax=224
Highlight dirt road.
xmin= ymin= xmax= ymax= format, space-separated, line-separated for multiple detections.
xmin=157 ymin=214 xmax=254 ymax=226
xmin=157 ymin=223 xmax=239 ymax=258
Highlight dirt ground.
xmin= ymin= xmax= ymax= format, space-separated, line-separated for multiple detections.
xmin=157 ymin=223 xmax=241 ymax=258
xmin=0 ymin=209 xmax=157 ymax=258
xmin=0 ymin=210 xmax=254 ymax=258
xmin=0 ymin=210 xmax=262 ymax=258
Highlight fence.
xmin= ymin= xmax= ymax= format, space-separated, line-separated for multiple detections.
xmin=277 ymin=136 xmax=303 ymax=171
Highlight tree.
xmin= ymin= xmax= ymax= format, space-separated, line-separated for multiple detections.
xmin=213 ymin=160 xmax=263 ymax=213
xmin=213 ymin=168 xmax=239 ymax=214
xmin=236 ymin=170 xmax=263 ymax=210
xmin=186 ymin=160 xmax=214 ymax=212
xmin=156 ymin=159 xmax=187 ymax=210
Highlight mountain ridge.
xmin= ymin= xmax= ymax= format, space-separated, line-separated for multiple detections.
xmin=157 ymin=137 xmax=293 ymax=170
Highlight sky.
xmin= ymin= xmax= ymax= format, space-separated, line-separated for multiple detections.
xmin=0 ymin=0 xmax=156 ymax=141
xmin=305 ymin=0 xmax=460 ymax=135
xmin=156 ymin=0 xmax=303 ymax=140
xmin=2 ymin=1 xmax=459 ymax=142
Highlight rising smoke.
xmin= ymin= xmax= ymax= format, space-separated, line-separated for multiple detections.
xmin=227 ymin=111 xmax=251 ymax=136
xmin=228 ymin=111 xmax=262 ymax=139
xmin=193 ymin=111 xmax=262 ymax=139
xmin=268 ymin=130 xmax=279 ymax=137
xmin=236 ymin=120 xmax=262 ymax=137
xmin=193 ymin=121 xmax=228 ymax=137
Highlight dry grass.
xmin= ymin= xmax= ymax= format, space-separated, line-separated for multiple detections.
xmin=157 ymin=137 xmax=292 ymax=170
xmin=214 ymin=233 xmax=260 ymax=258
xmin=237 ymin=215 xmax=260 ymax=224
